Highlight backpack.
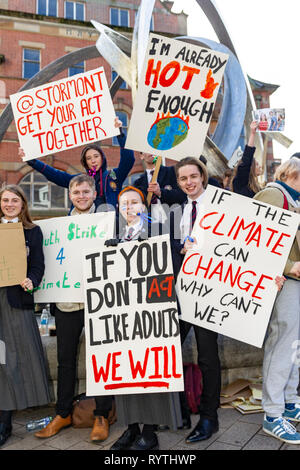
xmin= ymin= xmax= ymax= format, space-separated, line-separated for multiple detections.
xmin=183 ymin=363 xmax=203 ymax=414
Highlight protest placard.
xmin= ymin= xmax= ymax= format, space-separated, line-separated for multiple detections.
xmin=176 ymin=186 xmax=300 ymax=348
xmin=253 ymin=108 xmax=285 ymax=133
xmin=34 ymin=212 xmax=114 ymax=303
xmin=10 ymin=67 xmax=119 ymax=160
xmin=125 ymin=33 xmax=228 ymax=160
xmin=0 ymin=223 xmax=26 ymax=287
xmin=83 ymin=234 xmax=184 ymax=396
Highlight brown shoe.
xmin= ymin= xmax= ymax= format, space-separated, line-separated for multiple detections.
xmin=34 ymin=415 xmax=72 ymax=438
xmin=90 ymin=416 xmax=109 ymax=442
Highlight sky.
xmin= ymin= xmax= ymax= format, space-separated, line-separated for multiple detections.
xmin=168 ymin=0 xmax=300 ymax=162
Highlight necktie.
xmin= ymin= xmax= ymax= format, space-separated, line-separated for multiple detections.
xmin=150 ymin=170 xmax=158 ymax=204
xmin=125 ymin=227 xmax=135 ymax=241
xmin=190 ymin=201 xmax=197 ymax=234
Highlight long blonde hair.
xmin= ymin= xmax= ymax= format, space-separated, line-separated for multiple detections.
xmin=0 ymin=184 xmax=35 ymax=229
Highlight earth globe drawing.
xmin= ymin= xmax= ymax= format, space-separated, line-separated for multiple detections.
xmin=147 ymin=112 xmax=189 ymax=151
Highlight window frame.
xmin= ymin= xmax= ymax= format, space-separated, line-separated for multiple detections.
xmin=110 ymin=7 xmax=130 ymax=27
xmin=36 ymin=0 xmax=58 ymax=17
xmin=19 ymin=171 xmax=69 ymax=211
xmin=22 ymin=48 xmax=41 ymax=80
xmin=64 ymin=1 xmax=85 ymax=21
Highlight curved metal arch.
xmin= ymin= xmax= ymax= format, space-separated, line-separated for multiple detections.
xmin=176 ymin=36 xmax=247 ymax=160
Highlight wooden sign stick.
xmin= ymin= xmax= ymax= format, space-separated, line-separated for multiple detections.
xmin=147 ymin=156 xmax=162 ymax=206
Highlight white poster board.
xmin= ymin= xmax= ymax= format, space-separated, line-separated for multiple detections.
xmin=34 ymin=212 xmax=114 ymax=303
xmin=83 ymin=235 xmax=184 ymax=396
xmin=125 ymin=33 xmax=228 ymax=160
xmin=10 ymin=67 xmax=119 ymax=160
xmin=176 ymin=186 xmax=300 ymax=348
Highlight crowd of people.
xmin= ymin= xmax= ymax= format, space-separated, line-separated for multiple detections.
xmin=0 ymin=119 xmax=300 ymax=449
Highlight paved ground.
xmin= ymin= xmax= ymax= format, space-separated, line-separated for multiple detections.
xmin=1 ymin=404 xmax=300 ymax=451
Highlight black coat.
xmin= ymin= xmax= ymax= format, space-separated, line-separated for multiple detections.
xmin=134 ymin=165 xmax=186 ymax=206
xmin=232 ymin=145 xmax=256 ymax=198
xmin=6 ymin=225 xmax=45 ymax=309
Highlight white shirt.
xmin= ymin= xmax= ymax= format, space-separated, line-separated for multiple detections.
xmin=180 ymin=191 xmax=206 ymax=243
xmin=122 ymin=219 xmax=144 ymax=241
xmin=1 ymin=217 xmax=19 ymax=223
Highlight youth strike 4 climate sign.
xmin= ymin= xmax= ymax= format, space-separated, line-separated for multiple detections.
xmin=10 ymin=67 xmax=119 ymax=161
xmin=34 ymin=212 xmax=114 ymax=303
xmin=125 ymin=34 xmax=228 ymax=160
xmin=83 ymin=235 xmax=184 ymax=396
xmin=176 ymin=186 xmax=300 ymax=348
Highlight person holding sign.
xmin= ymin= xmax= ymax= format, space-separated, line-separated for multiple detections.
xmin=0 ymin=185 xmax=50 ymax=447
xmin=170 ymin=157 xmax=221 ymax=444
xmin=18 ymin=118 xmax=134 ymax=210
xmin=133 ymin=152 xmax=186 ymax=214
xmin=106 ymin=186 xmax=182 ymax=451
xmin=33 ymin=174 xmax=113 ymax=443
xmin=232 ymin=121 xmax=262 ymax=198
xmin=254 ymin=158 xmax=300 ymax=444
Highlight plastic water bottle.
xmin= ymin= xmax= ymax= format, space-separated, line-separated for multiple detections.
xmin=40 ymin=307 xmax=50 ymax=336
xmin=26 ymin=416 xmax=53 ymax=432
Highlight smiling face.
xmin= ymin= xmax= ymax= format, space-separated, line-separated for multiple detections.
xmin=119 ymin=190 xmax=145 ymax=225
xmin=84 ymin=148 xmax=103 ymax=171
xmin=0 ymin=190 xmax=23 ymax=220
xmin=69 ymin=182 xmax=96 ymax=213
xmin=177 ymin=164 xmax=205 ymax=200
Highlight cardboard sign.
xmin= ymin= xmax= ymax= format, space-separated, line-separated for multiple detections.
xmin=10 ymin=67 xmax=119 ymax=160
xmin=0 ymin=223 xmax=26 ymax=287
xmin=176 ymin=186 xmax=300 ymax=348
xmin=34 ymin=212 xmax=114 ymax=302
xmin=83 ymin=235 xmax=184 ymax=396
xmin=125 ymin=33 xmax=228 ymax=160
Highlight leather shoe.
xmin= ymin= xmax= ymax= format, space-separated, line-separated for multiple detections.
xmin=90 ymin=416 xmax=109 ymax=442
xmin=34 ymin=414 xmax=71 ymax=438
xmin=0 ymin=422 xmax=12 ymax=447
xmin=128 ymin=433 xmax=159 ymax=450
xmin=185 ymin=418 xmax=219 ymax=443
xmin=110 ymin=428 xmax=141 ymax=450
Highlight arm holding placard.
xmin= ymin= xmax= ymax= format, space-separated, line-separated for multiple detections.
xmin=111 ymin=131 xmax=135 ymax=187
xmin=232 ymin=121 xmax=260 ymax=198
xmin=18 ymin=147 xmax=75 ymax=189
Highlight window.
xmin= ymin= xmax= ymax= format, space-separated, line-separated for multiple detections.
xmin=65 ymin=1 xmax=85 ymax=21
xmin=19 ymin=172 xmax=69 ymax=210
xmin=110 ymin=8 xmax=129 ymax=27
xmin=113 ymin=111 xmax=128 ymax=146
xmin=37 ymin=0 xmax=57 ymax=17
xmin=111 ymin=69 xmax=127 ymax=89
xmin=23 ymin=49 xmax=40 ymax=79
xmin=69 ymin=61 xmax=84 ymax=77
